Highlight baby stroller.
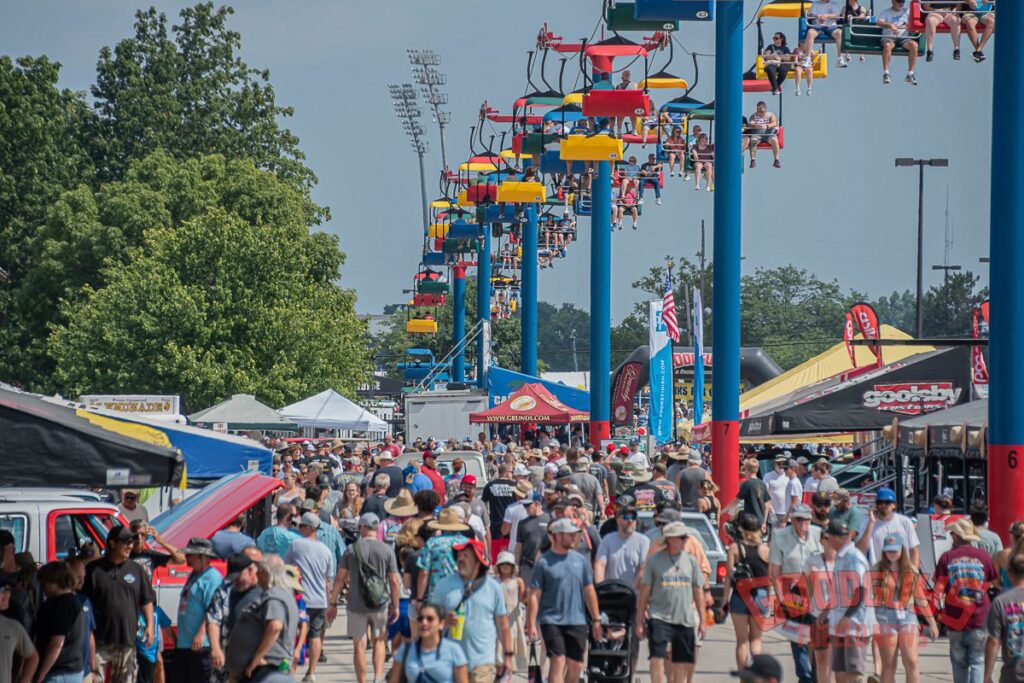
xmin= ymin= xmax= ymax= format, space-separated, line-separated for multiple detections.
xmin=587 ymin=580 xmax=637 ymax=683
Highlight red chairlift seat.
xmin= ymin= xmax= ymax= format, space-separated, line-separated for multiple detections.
xmin=413 ymin=293 xmax=446 ymax=307
xmin=743 ymin=79 xmax=773 ymax=93
xmin=582 ymin=89 xmax=652 ymax=118
xmin=907 ymin=1 xmax=990 ymax=33
xmin=621 ymin=132 xmax=662 ymax=144
xmin=465 ymin=184 xmax=499 ymax=203
xmin=748 ymin=125 xmax=786 ymax=150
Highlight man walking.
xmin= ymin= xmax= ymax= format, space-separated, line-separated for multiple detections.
xmin=329 ymin=513 xmax=400 ymax=683
xmin=482 ymin=465 xmax=517 ymax=558
xmin=858 ymin=486 xmax=919 ymax=565
xmin=637 ymin=521 xmax=707 ymax=683
xmin=823 ymin=520 xmax=871 ymax=683
xmin=526 ymin=518 xmax=603 ymax=683
xmin=257 ymin=504 xmax=299 ymax=558
xmin=82 ymin=525 xmax=154 ymax=683
xmin=174 ymin=538 xmax=222 ymax=683
xmin=417 ymin=509 xmax=471 ymax=603
xmin=769 ymin=504 xmax=822 ymax=683
xmin=284 ymin=513 xmax=334 ymax=682
xmin=226 ymin=556 xmax=298 ymax=682
xmin=435 ymin=539 xmax=514 ymax=682
xmin=207 ymin=551 xmax=263 ymax=680
xmin=677 ymin=449 xmax=708 ymax=509
xmin=985 ymin=551 xmax=1024 ymax=683
xmin=594 ymin=503 xmax=650 ymax=585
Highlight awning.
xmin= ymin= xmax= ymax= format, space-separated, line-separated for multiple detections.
xmin=279 ymin=389 xmax=388 ymax=432
xmin=470 ymin=382 xmax=589 ymax=424
xmin=897 ymin=398 xmax=988 ymax=458
xmin=488 ymin=366 xmax=589 ymax=412
xmin=189 ymin=394 xmax=298 ymax=432
xmin=0 ymin=385 xmax=183 ymax=487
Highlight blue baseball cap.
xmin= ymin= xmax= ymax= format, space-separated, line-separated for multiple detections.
xmin=882 ymin=534 xmax=903 ymax=552
xmin=876 ymin=487 xmax=897 ymax=503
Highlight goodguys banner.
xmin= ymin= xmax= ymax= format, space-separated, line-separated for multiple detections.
xmin=739 ymin=346 xmax=972 ymax=436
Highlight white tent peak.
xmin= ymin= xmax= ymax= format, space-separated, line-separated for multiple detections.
xmin=279 ymin=389 xmax=387 ymax=432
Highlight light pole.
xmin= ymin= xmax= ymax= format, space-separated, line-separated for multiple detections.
xmin=389 ymin=84 xmax=429 ymax=230
xmin=896 ymin=157 xmax=949 ymax=338
xmin=408 ymin=49 xmax=451 ymax=172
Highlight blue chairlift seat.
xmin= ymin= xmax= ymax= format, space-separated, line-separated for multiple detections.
xmin=481 ymin=204 xmax=524 ymax=224
xmin=446 ymin=220 xmax=481 ymax=241
xmin=634 ymin=0 xmax=714 ymax=22
xmin=422 ymin=252 xmax=447 ymax=267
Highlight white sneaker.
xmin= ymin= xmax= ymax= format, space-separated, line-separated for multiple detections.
xmin=837 ymin=55 xmax=848 ymax=68
xmin=794 ymin=89 xmax=801 ymax=97
xmin=806 ymin=88 xmax=812 ymax=96
xmin=656 ymin=198 xmax=662 ymax=205
xmin=682 ymin=173 xmax=692 ymax=181
xmin=302 ymin=675 xmax=316 ymax=683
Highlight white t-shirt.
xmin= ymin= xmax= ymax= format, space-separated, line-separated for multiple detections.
xmin=765 ymin=470 xmax=789 ymax=517
xmin=804 ymin=476 xmax=820 ymax=494
xmin=878 ymin=6 xmax=910 ymax=36
xmin=808 ymin=0 xmax=842 ymax=29
xmin=503 ymin=501 xmax=528 ymax=550
xmin=626 ymin=451 xmax=650 ymax=469
xmin=784 ymin=477 xmax=804 ymax=515
xmin=868 ymin=513 xmax=920 ymax=563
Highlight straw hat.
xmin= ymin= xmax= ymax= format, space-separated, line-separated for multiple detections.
xmin=384 ymin=489 xmax=418 ymax=517
xmin=428 ymin=508 xmax=470 ymax=532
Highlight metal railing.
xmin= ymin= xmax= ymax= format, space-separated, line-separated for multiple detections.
xmin=410 ymin=318 xmax=488 ymax=393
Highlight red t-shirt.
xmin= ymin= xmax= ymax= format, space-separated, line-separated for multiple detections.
xmin=421 ymin=465 xmax=447 ymax=503
xmin=933 ymin=545 xmax=997 ymax=631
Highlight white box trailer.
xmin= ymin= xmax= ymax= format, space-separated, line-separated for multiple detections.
xmin=404 ymin=390 xmax=489 ymax=443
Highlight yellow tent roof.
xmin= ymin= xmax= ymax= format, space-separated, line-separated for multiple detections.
xmin=739 ymin=325 xmax=934 ymax=415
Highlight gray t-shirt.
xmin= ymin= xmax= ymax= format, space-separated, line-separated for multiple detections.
xmin=570 ymin=471 xmax=602 ymax=513
xmin=226 ymin=586 xmax=298 ymax=678
xmin=986 ymin=586 xmax=1024 ymax=683
xmin=975 ymin=527 xmax=1004 ymax=559
xmin=0 ymin=614 xmax=35 ymax=682
xmin=641 ymin=550 xmax=704 ymax=626
xmin=678 ymin=467 xmax=707 ymax=509
xmin=341 ymin=538 xmax=399 ymax=614
xmin=531 ymin=551 xmax=593 ymax=626
xmin=596 ymin=531 xmax=651 ymax=585
xmin=284 ymin=537 xmax=334 ymax=609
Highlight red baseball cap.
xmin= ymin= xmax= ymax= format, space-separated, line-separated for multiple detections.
xmin=452 ymin=538 xmax=489 ymax=568
xmin=619 ymin=445 xmax=630 ymax=455
xmin=606 ymin=443 xmax=616 ymax=453
xmin=461 ymin=474 xmax=477 ymax=486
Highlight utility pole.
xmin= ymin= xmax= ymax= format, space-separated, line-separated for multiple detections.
xmin=932 ymin=188 xmax=961 ymax=283
xmin=408 ymin=49 xmax=451 ymax=172
xmin=389 ymin=84 xmax=429 ymax=230
xmin=895 ymin=157 xmax=949 ymax=338
xmin=569 ymin=328 xmax=579 ymax=373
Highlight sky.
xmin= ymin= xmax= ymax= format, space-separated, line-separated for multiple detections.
xmin=1 ymin=1 xmax=994 ymax=322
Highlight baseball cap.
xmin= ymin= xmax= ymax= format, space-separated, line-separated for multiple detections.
xmin=556 ymin=466 xmax=572 ymax=480
xmin=796 ymin=456 xmax=809 ymax=465
xmin=662 ymin=522 xmax=691 ymax=538
xmin=823 ymin=519 xmax=852 ymax=538
xmin=461 ymin=474 xmax=477 ymax=487
xmin=225 ymin=552 xmax=255 ymax=581
xmin=359 ymin=512 xmax=381 ymax=528
xmin=833 ymin=488 xmax=852 ymax=501
xmin=811 ymin=492 xmax=833 ymax=506
xmin=549 ymin=518 xmax=582 ymax=534
xmin=619 ymin=445 xmax=630 ymax=455
xmin=544 ymin=462 xmax=558 ymax=474
xmin=732 ymin=654 xmax=783 ymax=681
xmin=606 ymin=443 xmax=616 ymax=453
xmin=513 ymin=464 xmax=530 ymax=477
xmin=789 ymin=504 xmax=812 ymax=520
xmin=786 ymin=458 xmax=799 ymax=469
xmin=298 ymin=512 xmax=321 ymax=529
xmin=876 ymin=487 xmax=897 ymax=503
xmin=496 ymin=551 xmax=516 ymax=566
xmin=655 ymin=509 xmax=683 ymax=524
xmin=107 ymin=525 xmax=135 ymax=545
xmin=688 ymin=449 xmax=702 ymax=464
xmin=882 ymin=534 xmax=904 ymax=552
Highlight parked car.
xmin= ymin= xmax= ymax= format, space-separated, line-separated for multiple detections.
xmin=395 ymin=450 xmax=490 ymax=485
xmin=636 ymin=510 xmax=727 ymax=615
xmin=0 ymin=490 xmax=126 ymax=562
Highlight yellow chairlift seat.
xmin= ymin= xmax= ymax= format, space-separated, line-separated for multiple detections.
xmin=562 ymin=92 xmax=585 ymax=106
xmin=430 ymin=199 xmax=454 ymax=209
xmin=640 ymin=75 xmax=690 ymax=90
xmin=457 ymin=189 xmax=476 ymax=207
xmin=755 ymin=52 xmax=828 ymax=79
xmin=560 ymin=135 xmax=624 ymax=162
xmin=428 ymin=223 xmax=449 ymax=239
xmin=499 ymin=149 xmax=531 ymax=160
xmin=496 ymin=181 xmax=546 ymax=204
xmin=758 ymin=2 xmax=810 ymax=19
xmin=406 ymin=317 xmax=438 ymax=334
xmin=458 ymin=161 xmax=499 ymax=172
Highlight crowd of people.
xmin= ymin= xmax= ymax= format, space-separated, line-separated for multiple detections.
xmin=3 ymin=430 xmax=1024 ymax=683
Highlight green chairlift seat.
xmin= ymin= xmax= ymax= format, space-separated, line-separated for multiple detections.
xmin=841 ymin=22 xmax=924 ymax=55
xmin=605 ymin=2 xmax=679 ymax=32
xmin=417 ymin=280 xmax=450 ymax=295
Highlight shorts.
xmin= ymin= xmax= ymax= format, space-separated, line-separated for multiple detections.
xmin=729 ymin=588 xmax=771 ymax=617
xmin=807 ymin=23 xmax=839 ymax=35
xmin=880 ymin=37 xmax=915 ymax=50
xmin=647 ymin=619 xmax=697 ymax=663
xmin=831 ymin=635 xmax=869 ymax=674
xmin=745 ymin=131 xmax=777 ymax=146
xmin=347 ymin=607 xmax=388 ymax=641
xmin=96 ymin=644 xmax=137 ymax=683
xmin=468 ymin=664 xmax=496 ymax=683
xmin=388 ymin=598 xmax=412 ymax=640
xmin=307 ymin=608 xmax=327 ymax=639
xmin=540 ymin=624 xmax=589 ymax=662
xmin=874 ymin=607 xmax=918 ymax=635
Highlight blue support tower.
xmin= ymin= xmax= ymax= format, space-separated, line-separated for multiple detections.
xmin=477 ymin=225 xmax=492 ymax=388
xmin=521 ymin=206 xmax=539 ymax=376
xmin=589 ymin=161 xmax=613 ymax=444
xmin=987 ymin=1 xmax=1024 ymax=542
xmin=452 ymin=265 xmax=466 ymax=383
xmin=711 ymin=0 xmax=743 ymax=508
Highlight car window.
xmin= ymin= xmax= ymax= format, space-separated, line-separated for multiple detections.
xmin=53 ymin=512 xmax=110 ymax=559
xmin=0 ymin=514 xmax=28 ymax=552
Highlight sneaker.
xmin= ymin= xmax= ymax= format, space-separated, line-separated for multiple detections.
xmin=706 ymin=185 xmax=713 ymax=193
xmin=906 ymin=72 xmax=918 ymax=85
xmin=773 ymin=159 xmax=781 ymax=169
xmin=669 ymin=172 xmax=675 ymax=177
xmin=794 ymin=89 xmax=801 ymax=97
xmin=859 ymin=54 xmax=866 ymax=62
xmin=806 ymin=88 xmax=812 ymax=97
xmin=883 ymin=72 xmax=892 ymax=84
xmin=682 ymin=173 xmax=692 ymax=181
xmin=750 ymin=159 xmax=757 ymax=169
xmin=926 ymin=50 xmax=934 ymax=62
xmin=655 ymin=198 xmax=662 ymax=205
xmin=302 ymin=675 xmax=316 ymax=683
xmin=953 ymin=48 xmax=961 ymax=60
xmin=632 ymin=223 xmax=638 ymax=230
xmin=973 ymin=50 xmax=986 ymax=63
xmin=694 ymin=185 xmax=701 ymax=191
xmin=837 ymin=56 xmax=848 ymax=68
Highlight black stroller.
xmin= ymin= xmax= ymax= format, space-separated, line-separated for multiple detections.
xmin=587 ymin=580 xmax=637 ymax=683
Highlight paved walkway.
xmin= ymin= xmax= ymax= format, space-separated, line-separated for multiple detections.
xmin=307 ymin=607 xmax=961 ymax=682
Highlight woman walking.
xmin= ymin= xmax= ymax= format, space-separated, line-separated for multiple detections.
xmin=723 ymin=513 xmax=772 ymax=671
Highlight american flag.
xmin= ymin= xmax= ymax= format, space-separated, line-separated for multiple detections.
xmin=662 ymin=273 xmax=680 ymax=343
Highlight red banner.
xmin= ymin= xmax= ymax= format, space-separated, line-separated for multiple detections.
xmin=611 ymin=361 xmax=642 ymax=426
xmin=673 ymin=352 xmax=713 ymax=368
xmin=844 ymin=313 xmax=858 ymax=369
xmin=980 ymin=300 xmax=990 ymax=325
xmin=850 ymin=302 xmax=883 ymax=367
xmin=972 ymin=307 xmax=989 ymax=385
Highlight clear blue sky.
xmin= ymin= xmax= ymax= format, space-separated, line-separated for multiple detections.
xmin=1 ymin=1 xmax=993 ymax=321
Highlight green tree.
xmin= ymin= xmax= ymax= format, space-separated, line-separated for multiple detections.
xmin=49 ymin=203 xmax=369 ymax=412
xmin=536 ymin=302 xmax=590 ymax=371
xmin=923 ymin=271 xmax=986 ymax=337
xmin=91 ymin=4 xmax=316 ymax=193
xmin=871 ymin=289 xmax=917 ymax=334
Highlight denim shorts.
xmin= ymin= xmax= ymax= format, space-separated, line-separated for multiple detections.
xmin=729 ymin=588 xmax=770 ymax=617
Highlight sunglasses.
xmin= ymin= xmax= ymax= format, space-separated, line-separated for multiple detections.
xmin=124 ymin=494 xmax=138 ymax=500
xmin=620 ymin=513 xmax=638 ymax=521
xmin=417 ymin=615 xmax=437 ymax=624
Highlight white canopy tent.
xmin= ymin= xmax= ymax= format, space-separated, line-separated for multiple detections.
xmin=279 ymin=389 xmax=388 ymax=434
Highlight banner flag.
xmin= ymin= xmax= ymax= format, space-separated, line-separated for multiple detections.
xmin=692 ymin=287 xmax=705 ymax=425
xmin=648 ymin=300 xmax=674 ymax=444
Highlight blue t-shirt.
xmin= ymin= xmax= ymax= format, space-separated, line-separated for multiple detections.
xmin=531 ymin=550 xmax=593 ymax=626
xmin=396 ymin=639 xmax=467 ymax=683
xmin=257 ymin=526 xmax=299 ymax=558
xmin=176 ymin=567 xmax=223 ymax=648
xmin=211 ymin=530 xmax=256 ymax=559
xmin=434 ymin=574 xmax=508 ymax=670
xmin=76 ymin=593 xmax=96 ymax=675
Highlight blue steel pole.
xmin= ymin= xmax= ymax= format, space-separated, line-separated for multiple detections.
xmin=477 ymin=226 xmax=492 ymax=388
xmin=987 ymin=3 xmax=1024 ymax=544
xmin=521 ymin=206 xmax=539 ymax=376
xmin=589 ymin=161 xmax=613 ymax=444
xmin=452 ymin=265 xmax=466 ymax=383
xmin=711 ymin=0 xmax=743 ymax=509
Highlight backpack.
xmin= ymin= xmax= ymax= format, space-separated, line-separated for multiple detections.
xmin=732 ymin=542 xmax=754 ymax=583
xmin=355 ymin=541 xmax=391 ymax=609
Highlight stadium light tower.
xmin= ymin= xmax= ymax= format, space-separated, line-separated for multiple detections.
xmin=408 ymin=49 xmax=451 ymax=172
xmin=389 ymin=83 xmax=429 ymax=230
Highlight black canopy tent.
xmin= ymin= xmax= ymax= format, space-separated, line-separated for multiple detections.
xmin=740 ymin=346 xmax=974 ymax=437
xmin=0 ymin=385 xmax=184 ymax=487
